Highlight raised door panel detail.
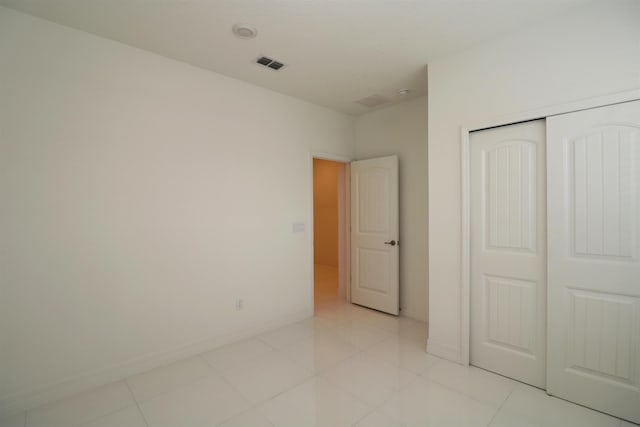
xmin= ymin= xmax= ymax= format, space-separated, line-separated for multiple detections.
xmin=356 ymin=168 xmax=389 ymax=234
xmin=470 ymin=120 xmax=546 ymax=389
xmin=350 ymin=155 xmax=398 ymax=315
xmin=548 ymin=101 xmax=640 ymax=423
xmin=484 ymin=141 xmax=536 ymax=252
xmin=570 ymin=126 xmax=639 ymax=260
xmin=566 ymin=289 xmax=639 ymax=388
xmin=356 ymin=248 xmax=389 ymax=294
xmin=484 ymin=275 xmax=537 ymax=356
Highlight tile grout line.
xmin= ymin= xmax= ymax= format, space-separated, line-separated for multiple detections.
xmin=484 ymin=381 xmax=517 ymax=427
xmin=247 ymin=405 xmax=277 ymax=427
xmin=198 ymin=335 xmax=317 ymax=414
xmin=26 ymin=381 xmax=146 ymax=427
xmin=123 ymin=381 xmax=150 ymax=427
xmin=195 ymin=353 xmax=258 ymax=424
xmin=416 ymin=371 xmax=511 ymax=417
xmin=206 ymin=304 xmax=421 ymax=422
xmin=178 ymin=354 xmax=272 ymax=427
xmin=22 ymin=301 xmax=422 ymax=427
xmin=124 ymin=362 xmax=221 ymax=410
xmin=317 ymin=307 xmax=426 ymax=426
xmin=254 ymin=305 xmax=410 ymax=426
xmin=349 ymin=406 xmax=378 ymax=427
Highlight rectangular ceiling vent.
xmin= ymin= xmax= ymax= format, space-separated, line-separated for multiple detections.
xmin=256 ymin=56 xmax=285 ymax=71
xmin=355 ymin=94 xmax=391 ymax=108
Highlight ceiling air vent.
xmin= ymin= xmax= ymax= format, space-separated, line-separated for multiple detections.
xmin=256 ymin=56 xmax=286 ymax=71
xmin=355 ymin=94 xmax=391 ymax=108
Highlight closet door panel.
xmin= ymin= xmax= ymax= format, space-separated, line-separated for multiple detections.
xmin=547 ymin=99 xmax=640 ymax=424
xmin=470 ymin=120 xmax=547 ymax=388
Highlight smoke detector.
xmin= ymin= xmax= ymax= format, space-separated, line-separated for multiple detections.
xmin=232 ymin=24 xmax=257 ymax=39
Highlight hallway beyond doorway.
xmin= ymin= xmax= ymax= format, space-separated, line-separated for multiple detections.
xmin=314 ymin=264 xmax=339 ymax=303
xmin=312 ymin=157 xmax=348 ymax=308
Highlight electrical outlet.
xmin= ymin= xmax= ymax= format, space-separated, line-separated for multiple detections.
xmin=235 ymin=298 xmax=244 ymax=311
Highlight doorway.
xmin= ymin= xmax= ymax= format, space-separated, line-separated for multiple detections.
xmin=312 ymin=154 xmax=401 ymax=315
xmin=313 ymin=158 xmax=349 ymax=308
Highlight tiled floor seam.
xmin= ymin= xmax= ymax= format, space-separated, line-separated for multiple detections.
xmin=123 ymin=381 xmax=150 ymax=427
xmin=205 ymin=361 xmax=258 ymax=412
xmin=270 ymin=334 xmax=369 ymax=375
xmin=322 ymin=355 xmax=421 ymax=425
xmin=194 ymin=358 xmax=276 ymax=427
xmin=244 ymin=354 xmax=319 ymax=403
xmin=28 ymin=382 xmax=139 ymax=427
xmin=484 ymin=380 xmax=517 ymax=427
xmin=318 ymin=367 xmax=382 ymax=408
xmin=415 ymin=373 xmax=511 ymax=415
xmin=202 ymin=341 xmax=316 ymax=408
xmin=246 ymin=406 xmax=277 ymax=427
xmin=126 ymin=370 xmax=221 ymax=408
xmin=255 ymin=335 xmax=284 ymax=351
xmin=349 ymin=406 xmax=380 ymax=427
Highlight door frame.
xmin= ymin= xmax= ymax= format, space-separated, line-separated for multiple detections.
xmin=309 ymin=152 xmax=352 ymax=310
xmin=458 ymin=89 xmax=640 ymax=366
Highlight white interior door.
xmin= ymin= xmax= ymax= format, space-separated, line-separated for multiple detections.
xmin=470 ymin=120 xmax=547 ymax=388
xmin=350 ymin=155 xmax=399 ymax=315
xmin=547 ymin=100 xmax=640 ymax=423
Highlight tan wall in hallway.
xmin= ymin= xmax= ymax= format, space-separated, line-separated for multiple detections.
xmin=313 ymin=159 xmax=339 ymax=267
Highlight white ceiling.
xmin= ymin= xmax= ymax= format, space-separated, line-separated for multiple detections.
xmin=1 ymin=0 xmax=599 ymax=115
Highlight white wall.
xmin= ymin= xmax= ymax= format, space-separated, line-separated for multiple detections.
xmin=0 ymin=6 xmax=354 ymax=415
xmin=427 ymin=0 xmax=640 ymax=362
xmin=355 ymin=97 xmax=428 ymax=321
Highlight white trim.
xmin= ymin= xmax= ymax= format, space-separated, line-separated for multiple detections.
xmin=0 ymin=308 xmax=312 ymax=418
xmin=460 ymin=128 xmax=471 ymax=366
xmin=467 ymin=89 xmax=640 ymax=132
xmin=310 ymin=152 xmax=352 ymax=164
xmin=459 ymin=89 xmax=640 ymax=367
xmin=426 ymin=339 xmax=462 ymax=364
xmin=338 ymin=164 xmax=352 ymax=303
xmin=347 ymin=164 xmax=351 ymax=303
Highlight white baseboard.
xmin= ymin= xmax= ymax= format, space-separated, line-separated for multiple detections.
xmin=399 ymin=307 xmax=428 ymax=323
xmin=426 ymin=339 xmax=463 ymax=364
xmin=0 ymin=308 xmax=312 ymax=417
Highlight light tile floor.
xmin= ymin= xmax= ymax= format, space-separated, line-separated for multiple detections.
xmin=2 ymin=298 xmax=638 ymax=427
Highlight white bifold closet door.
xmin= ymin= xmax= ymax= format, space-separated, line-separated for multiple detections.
xmin=547 ymin=100 xmax=640 ymax=424
xmin=470 ymin=120 xmax=547 ymax=388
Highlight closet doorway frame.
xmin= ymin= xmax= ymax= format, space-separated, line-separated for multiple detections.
xmin=459 ymin=89 xmax=640 ymax=366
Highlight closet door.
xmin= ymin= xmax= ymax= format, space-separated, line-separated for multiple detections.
xmin=547 ymin=100 xmax=640 ymax=423
xmin=470 ymin=120 xmax=547 ymax=388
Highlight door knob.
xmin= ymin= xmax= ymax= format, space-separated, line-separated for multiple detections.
xmin=384 ymin=240 xmax=397 ymax=246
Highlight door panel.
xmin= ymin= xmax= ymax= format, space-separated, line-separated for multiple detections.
xmin=470 ymin=120 xmax=547 ymax=388
xmin=547 ymin=100 xmax=640 ymax=423
xmin=350 ymin=156 xmax=399 ymax=315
